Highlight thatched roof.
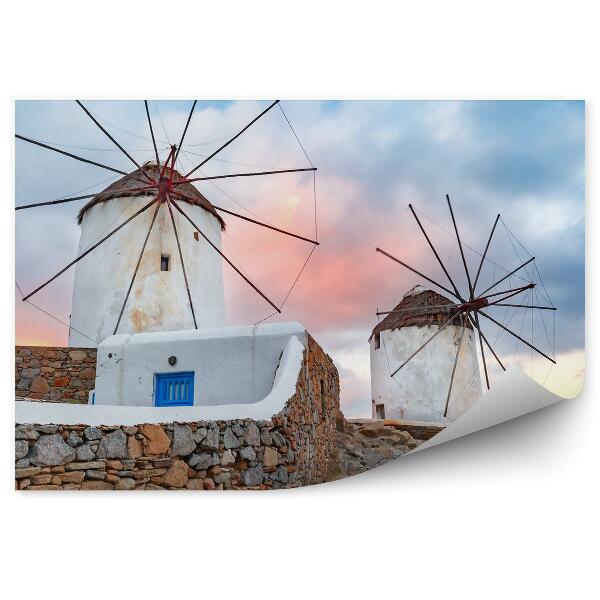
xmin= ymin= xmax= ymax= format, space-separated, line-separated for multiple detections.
xmin=371 ymin=285 xmax=469 ymax=339
xmin=77 ymin=163 xmax=225 ymax=230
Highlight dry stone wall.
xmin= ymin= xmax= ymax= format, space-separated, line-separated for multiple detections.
xmin=16 ymin=346 xmax=96 ymax=403
xmin=15 ymin=335 xmax=340 ymax=490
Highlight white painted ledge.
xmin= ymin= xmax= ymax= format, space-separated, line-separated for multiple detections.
xmin=412 ymin=367 xmax=566 ymax=453
xmin=15 ymin=336 xmax=305 ymax=426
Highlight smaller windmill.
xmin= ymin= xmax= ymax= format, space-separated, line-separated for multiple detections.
xmin=372 ymin=195 xmax=557 ymax=421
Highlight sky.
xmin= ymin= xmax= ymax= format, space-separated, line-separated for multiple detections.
xmin=14 ymin=100 xmax=585 ymax=416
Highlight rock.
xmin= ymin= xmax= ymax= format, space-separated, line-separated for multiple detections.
xmin=66 ymin=461 xmax=104 ymax=470
xmin=16 ymin=378 xmax=31 ymax=391
xmin=241 ymin=464 xmax=264 ymax=487
xmin=66 ymin=431 xmax=83 ymax=447
xmin=29 ymin=434 xmax=76 ymax=466
xmin=83 ymin=426 xmax=103 ymax=441
xmin=171 ymin=424 xmax=195 ymax=456
xmin=200 ymin=426 xmax=219 ymax=451
xmin=59 ymin=471 xmax=85 ymax=484
xmin=21 ymin=368 xmax=40 ymax=379
xmin=161 ymin=459 xmax=188 ymax=488
xmin=53 ymin=376 xmax=70 ymax=387
xmin=203 ymin=478 xmax=216 ymax=490
xmin=122 ymin=426 xmax=137 ymax=435
xmin=30 ymin=376 xmax=50 ymax=394
xmin=85 ymin=470 xmax=106 ymax=481
xmin=76 ymin=443 xmax=96 ymax=461
xmin=15 ymin=458 xmax=30 ymax=468
xmin=232 ymin=423 xmax=244 ymax=436
xmin=96 ymin=429 xmax=127 ymax=459
xmin=80 ymin=481 xmax=113 ymax=490
xmin=116 ymin=478 xmax=135 ymax=490
xmin=193 ymin=452 xmax=218 ymax=470
xmin=263 ymin=446 xmax=278 ymax=468
xmin=69 ymin=350 xmax=87 ymax=362
xmin=69 ymin=378 xmax=83 ymax=388
xmin=271 ymin=466 xmax=289 ymax=484
xmin=220 ymin=450 xmax=235 ymax=466
xmin=286 ymin=449 xmax=295 ymax=463
xmin=30 ymin=474 xmax=53 ymax=485
xmin=79 ymin=367 xmax=95 ymax=380
xmin=223 ymin=427 xmax=240 ymax=449
xmin=333 ymin=408 xmax=346 ymax=432
xmin=105 ymin=460 xmax=123 ymax=470
xmin=244 ymin=422 xmax=260 ymax=446
xmin=260 ymin=430 xmax=272 ymax=445
xmin=27 ymin=484 xmax=61 ymax=490
xmin=37 ymin=424 xmax=59 ymax=434
xmin=140 ymin=424 xmax=171 ymax=455
xmin=15 ymin=466 xmax=42 ymax=478
xmin=127 ymin=436 xmax=143 ymax=459
xmin=193 ymin=427 xmax=207 ymax=444
xmin=271 ymin=431 xmax=286 ymax=447
xmin=186 ymin=479 xmax=205 ymax=490
xmin=15 ymin=440 xmax=29 ymax=459
xmin=239 ymin=446 xmax=256 ymax=462
xmin=15 ymin=424 xmax=39 ymax=440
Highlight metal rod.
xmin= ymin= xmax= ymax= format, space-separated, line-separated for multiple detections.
xmin=376 ymin=247 xmax=462 ymax=301
xmin=481 ymin=283 xmax=534 ymax=301
xmin=22 ymin=197 xmax=159 ymax=302
xmin=486 ymin=286 xmax=536 ymax=307
xmin=174 ymin=100 xmax=196 ymax=164
xmin=409 ymin=204 xmax=463 ymax=300
xmin=76 ymin=100 xmax=154 ymax=184
xmin=490 ymin=303 xmax=556 ymax=310
xmin=446 ymin=194 xmax=474 ymax=299
xmin=185 ymin=100 xmax=280 ymax=177
xmin=479 ymin=256 xmax=535 ymax=296
xmin=144 ymin=100 xmax=160 ymax=167
xmin=444 ymin=317 xmax=467 ymax=416
xmin=15 ymin=186 xmax=155 ymax=210
xmin=472 ymin=213 xmax=500 ymax=294
xmin=175 ymin=167 xmax=317 ymax=186
xmin=472 ymin=310 xmax=490 ymax=389
xmin=391 ymin=312 xmax=459 ymax=377
xmin=170 ymin=198 xmax=281 ymax=314
xmin=166 ymin=195 xmax=197 ymax=329
xmin=113 ymin=198 xmax=161 ymax=334
xmin=171 ymin=190 xmax=319 ymax=245
xmin=376 ymin=304 xmax=458 ymax=316
xmin=467 ymin=311 xmax=506 ymax=372
xmin=478 ymin=309 xmax=556 ymax=364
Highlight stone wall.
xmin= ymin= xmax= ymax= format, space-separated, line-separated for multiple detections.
xmin=15 ymin=346 xmax=96 ymax=403
xmin=14 ymin=335 xmax=340 ymax=490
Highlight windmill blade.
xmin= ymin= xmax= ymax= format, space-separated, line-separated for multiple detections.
xmin=113 ymin=199 xmax=162 ymax=335
xmin=185 ymin=100 xmax=280 ymax=177
xmin=144 ymin=100 xmax=160 ymax=167
xmin=16 ymin=186 xmax=155 ymax=210
xmin=490 ymin=303 xmax=556 ymax=310
xmin=472 ymin=213 xmax=501 ymax=294
xmin=169 ymin=197 xmax=281 ymax=314
xmin=444 ymin=317 xmax=467 ymax=416
xmin=409 ymin=204 xmax=464 ymax=300
xmin=479 ymin=256 xmax=535 ymax=296
xmin=481 ymin=282 xmax=534 ymax=301
xmin=466 ymin=312 xmax=506 ymax=372
xmin=472 ymin=310 xmax=490 ymax=388
xmin=76 ymin=100 xmax=154 ymax=184
xmin=166 ymin=195 xmax=197 ymax=329
xmin=175 ymin=167 xmax=317 ymax=186
xmin=478 ymin=309 xmax=556 ymax=364
xmin=485 ymin=284 xmax=535 ymax=306
xmin=21 ymin=196 xmax=160 ymax=302
xmin=446 ymin=194 xmax=474 ymax=299
xmin=376 ymin=247 xmax=462 ymax=301
xmin=390 ymin=312 xmax=459 ymax=377
xmin=171 ymin=190 xmax=319 ymax=245
xmin=174 ymin=100 xmax=197 ymax=164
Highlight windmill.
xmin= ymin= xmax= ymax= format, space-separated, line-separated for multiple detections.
xmin=15 ymin=100 xmax=319 ymax=345
xmin=373 ymin=195 xmax=557 ymax=421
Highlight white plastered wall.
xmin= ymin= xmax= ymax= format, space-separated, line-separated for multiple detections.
xmin=69 ymin=194 xmax=225 ymax=347
xmin=370 ymin=324 xmax=482 ymax=423
xmin=93 ymin=322 xmax=307 ymax=407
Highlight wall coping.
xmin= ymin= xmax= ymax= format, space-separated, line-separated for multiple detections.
xmin=16 ymin=336 xmax=305 ymax=426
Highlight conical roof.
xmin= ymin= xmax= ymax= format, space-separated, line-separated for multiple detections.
xmin=371 ymin=285 xmax=469 ymax=339
xmin=77 ymin=163 xmax=225 ymax=230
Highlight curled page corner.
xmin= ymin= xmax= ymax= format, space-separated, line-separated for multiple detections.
xmin=412 ymin=366 xmax=569 ymax=453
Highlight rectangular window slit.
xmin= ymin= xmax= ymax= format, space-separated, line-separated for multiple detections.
xmin=161 ymin=254 xmax=170 ymax=271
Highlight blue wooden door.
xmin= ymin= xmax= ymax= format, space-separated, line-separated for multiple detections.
xmin=154 ymin=372 xmax=195 ymax=406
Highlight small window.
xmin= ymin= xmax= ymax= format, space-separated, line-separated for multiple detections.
xmin=193 ymin=231 xmax=200 ymax=241
xmin=160 ymin=254 xmax=170 ymax=271
xmin=375 ymin=403 xmax=385 ymax=419
xmin=374 ymin=332 xmax=381 ymax=350
xmin=320 ymin=379 xmax=326 ymax=415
